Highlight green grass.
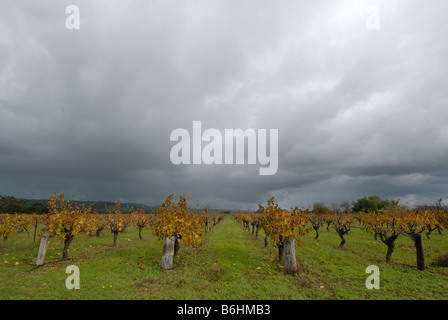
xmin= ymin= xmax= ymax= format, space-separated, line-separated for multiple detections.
xmin=1 ymin=217 xmax=447 ymax=300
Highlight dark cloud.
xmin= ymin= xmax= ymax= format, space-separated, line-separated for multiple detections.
xmin=1 ymin=0 xmax=448 ymax=209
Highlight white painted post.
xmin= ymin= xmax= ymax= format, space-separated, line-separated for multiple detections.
xmin=160 ymin=236 xmax=176 ymax=270
xmin=36 ymin=233 xmax=50 ymax=266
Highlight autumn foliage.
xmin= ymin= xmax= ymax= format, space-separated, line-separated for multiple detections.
xmin=1 ymin=191 xmax=447 ymax=274
xmin=258 ymin=197 xmax=310 ymax=248
xmin=0 ymin=214 xmax=18 ymax=249
xmin=258 ymin=196 xmax=310 ymax=273
xmin=131 ymin=208 xmax=153 ymax=240
xmin=152 ymin=194 xmax=206 ymax=249
xmin=361 ymin=204 xmax=441 ymax=269
xmin=46 ymin=192 xmax=94 ymax=259
xmin=106 ymin=202 xmax=132 ymax=247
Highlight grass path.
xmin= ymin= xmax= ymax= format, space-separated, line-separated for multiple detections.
xmin=168 ymin=216 xmax=331 ymax=299
xmin=136 ymin=215 xmax=304 ymax=299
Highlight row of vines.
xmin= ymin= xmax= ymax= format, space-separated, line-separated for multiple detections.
xmin=234 ymin=196 xmax=448 ymax=273
xmin=1 ymin=193 xmax=447 ymax=273
xmin=0 ymin=192 xmax=224 ymax=270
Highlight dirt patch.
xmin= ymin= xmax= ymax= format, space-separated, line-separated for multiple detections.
xmin=209 ymin=266 xmax=227 ymax=281
xmin=135 ymin=276 xmax=158 ymax=289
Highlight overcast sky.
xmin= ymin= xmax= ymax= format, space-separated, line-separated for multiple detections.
xmin=1 ymin=0 xmax=447 ymax=210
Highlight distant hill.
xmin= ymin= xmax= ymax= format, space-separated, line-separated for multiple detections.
xmin=21 ymin=199 xmax=238 ymax=214
xmin=22 ymin=199 xmax=157 ymax=214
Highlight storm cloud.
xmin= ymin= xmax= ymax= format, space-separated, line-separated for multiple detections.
xmin=1 ymin=0 xmax=447 ymax=210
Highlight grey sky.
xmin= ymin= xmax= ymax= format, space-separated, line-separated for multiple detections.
xmin=1 ymin=0 xmax=447 ymax=210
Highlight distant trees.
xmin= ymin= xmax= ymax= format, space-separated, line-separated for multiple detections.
xmin=340 ymin=200 xmax=351 ymax=213
xmin=352 ymin=195 xmax=397 ymax=213
xmin=312 ymin=202 xmax=330 ymax=214
xmin=0 ymin=196 xmax=27 ymax=213
xmin=0 ymin=195 xmax=47 ymax=214
xmin=29 ymin=201 xmax=47 ymax=214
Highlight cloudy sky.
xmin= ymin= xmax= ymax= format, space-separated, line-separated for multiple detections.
xmin=1 ymin=0 xmax=447 ymax=210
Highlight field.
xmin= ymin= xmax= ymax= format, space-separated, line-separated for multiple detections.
xmin=1 ymin=216 xmax=447 ymax=300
